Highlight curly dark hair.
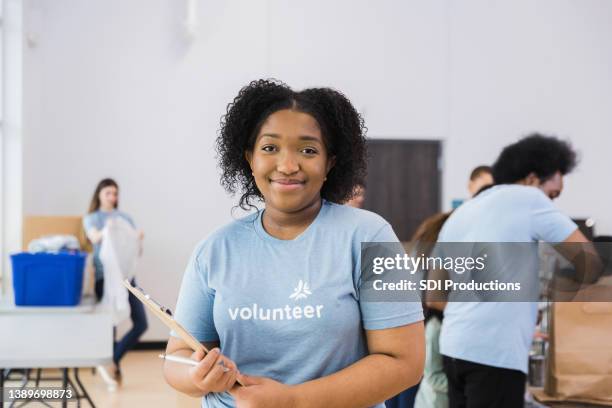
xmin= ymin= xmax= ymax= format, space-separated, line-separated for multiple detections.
xmin=215 ymin=79 xmax=367 ymax=210
xmin=492 ymin=133 xmax=577 ymax=184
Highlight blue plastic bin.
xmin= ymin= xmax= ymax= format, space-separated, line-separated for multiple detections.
xmin=10 ymin=251 xmax=86 ymax=306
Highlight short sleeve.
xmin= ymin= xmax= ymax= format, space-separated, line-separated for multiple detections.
xmin=82 ymin=213 xmax=96 ymax=232
xmin=171 ymin=244 xmax=219 ymax=342
xmin=360 ymin=223 xmax=424 ymax=331
xmin=530 ymin=193 xmax=577 ymax=242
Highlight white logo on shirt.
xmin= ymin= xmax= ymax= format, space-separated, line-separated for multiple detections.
xmin=227 ymin=280 xmax=324 ymax=321
xmin=289 ymin=280 xmax=312 ymax=301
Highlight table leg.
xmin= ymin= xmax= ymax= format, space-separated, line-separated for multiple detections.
xmin=35 ymin=369 xmax=42 ymax=387
xmin=74 ymin=368 xmax=95 ymax=408
xmin=62 ymin=368 xmax=68 ymax=408
xmin=1 ymin=368 xmax=4 ymax=406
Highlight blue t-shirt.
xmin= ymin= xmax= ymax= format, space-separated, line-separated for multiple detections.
xmin=438 ymin=185 xmax=577 ymax=373
xmin=173 ymin=200 xmax=424 ymax=408
xmin=83 ymin=210 xmax=135 ymax=280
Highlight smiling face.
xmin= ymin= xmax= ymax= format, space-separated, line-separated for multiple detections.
xmin=246 ymin=109 xmax=334 ymax=214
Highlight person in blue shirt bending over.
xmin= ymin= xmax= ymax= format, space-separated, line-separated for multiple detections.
xmin=162 ymin=79 xmax=425 ymax=408
xmin=434 ymin=134 xmax=592 ymax=408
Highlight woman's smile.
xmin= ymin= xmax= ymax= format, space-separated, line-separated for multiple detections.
xmin=269 ymin=177 xmax=306 ymax=192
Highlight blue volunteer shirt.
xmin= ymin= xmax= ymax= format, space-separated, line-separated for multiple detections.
xmin=438 ymin=185 xmax=577 ymax=373
xmin=173 ymin=200 xmax=424 ymax=408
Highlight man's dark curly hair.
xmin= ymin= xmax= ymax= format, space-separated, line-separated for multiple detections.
xmin=215 ymin=79 xmax=367 ymax=210
xmin=492 ymin=133 xmax=577 ymax=184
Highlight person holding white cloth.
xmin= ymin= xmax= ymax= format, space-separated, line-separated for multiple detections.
xmin=83 ymin=178 xmax=147 ymax=386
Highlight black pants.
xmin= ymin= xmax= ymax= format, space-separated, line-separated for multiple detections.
xmin=442 ymin=356 xmax=526 ymax=408
xmin=95 ymin=278 xmax=148 ymax=367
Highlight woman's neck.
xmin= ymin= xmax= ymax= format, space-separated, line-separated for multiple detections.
xmin=99 ymin=206 xmax=115 ymax=213
xmin=262 ymin=198 xmax=322 ymax=240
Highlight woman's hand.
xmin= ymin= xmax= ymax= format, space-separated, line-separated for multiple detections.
xmin=85 ymin=227 xmax=103 ymax=245
xmin=188 ymin=348 xmax=238 ymax=394
xmin=138 ymin=230 xmax=144 ymax=256
xmin=231 ymin=374 xmax=296 ymax=408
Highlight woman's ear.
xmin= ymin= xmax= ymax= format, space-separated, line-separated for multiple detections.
xmin=326 ymin=156 xmax=337 ymax=174
xmin=245 ymin=151 xmax=253 ymax=169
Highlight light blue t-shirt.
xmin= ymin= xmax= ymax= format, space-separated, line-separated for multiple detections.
xmin=438 ymin=185 xmax=577 ymax=373
xmin=83 ymin=210 xmax=135 ymax=280
xmin=173 ymin=200 xmax=424 ymax=408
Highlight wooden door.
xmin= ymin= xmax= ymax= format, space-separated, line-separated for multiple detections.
xmin=363 ymin=140 xmax=441 ymax=242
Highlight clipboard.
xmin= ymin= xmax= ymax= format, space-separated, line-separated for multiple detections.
xmin=122 ymin=279 xmax=245 ymax=386
xmin=122 ymin=279 xmax=208 ymax=354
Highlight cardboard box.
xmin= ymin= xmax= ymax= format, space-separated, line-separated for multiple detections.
xmin=22 ymin=215 xmax=94 ymax=295
xmin=22 ymin=216 xmax=91 ymax=252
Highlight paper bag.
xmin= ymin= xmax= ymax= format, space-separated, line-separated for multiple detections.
xmin=543 ymin=296 xmax=612 ymax=405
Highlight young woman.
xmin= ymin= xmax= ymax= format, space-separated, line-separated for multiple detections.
xmin=411 ymin=212 xmax=452 ymax=408
xmin=83 ymin=178 xmax=148 ymax=384
xmin=163 ymin=80 xmax=425 ymax=408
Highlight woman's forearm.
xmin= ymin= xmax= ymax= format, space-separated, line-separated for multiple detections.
xmin=291 ymin=349 xmax=423 ymax=408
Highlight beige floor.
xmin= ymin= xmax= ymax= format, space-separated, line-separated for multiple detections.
xmin=3 ymin=350 xmax=200 ymax=407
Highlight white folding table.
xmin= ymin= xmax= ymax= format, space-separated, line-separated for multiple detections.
xmin=0 ymin=296 xmax=113 ymax=407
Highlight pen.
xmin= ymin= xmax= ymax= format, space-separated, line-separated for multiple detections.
xmin=159 ymin=353 xmax=230 ymax=372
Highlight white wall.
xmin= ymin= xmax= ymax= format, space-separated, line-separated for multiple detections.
xmin=23 ymin=0 xmax=272 ymax=339
xmin=1 ymin=0 xmax=23 ymax=296
xmin=446 ymin=0 xmax=612 ymax=227
xmin=20 ymin=0 xmax=612 ymax=340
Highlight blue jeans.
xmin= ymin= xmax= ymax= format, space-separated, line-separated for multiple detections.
xmin=95 ymin=277 xmax=148 ymax=367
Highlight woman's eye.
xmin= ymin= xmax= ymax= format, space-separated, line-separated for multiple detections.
xmin=302 ymin=147 xmax=318 ymax=155
xmin=261 ymin=145 xmax=277 ymax=152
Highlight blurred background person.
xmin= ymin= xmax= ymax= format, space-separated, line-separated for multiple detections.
xmin=387 ymin=211 xmax=452 ymax=408
xmin=436 ymin=134 xmax=588 ymax=408
xmin=83 ymin=178 xmax=148 ymax=388
xmin=345 ymin=181 xmax=366 ymax=208
xmin=452 ymin=165 xmax=494 ymax=209
xmin=467 ymin=165 xmax=493 ymax=197
xmin=412 ymin=212 xmax=452 ymax=408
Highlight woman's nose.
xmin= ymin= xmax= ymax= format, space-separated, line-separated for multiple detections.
xmin=277 ymin=151 xmax=299 ymax=174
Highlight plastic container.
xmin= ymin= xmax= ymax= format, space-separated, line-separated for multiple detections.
xmin=10 ymin=251 xmax=86 ymax=306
